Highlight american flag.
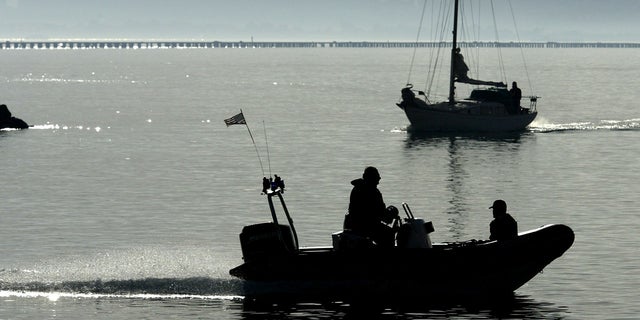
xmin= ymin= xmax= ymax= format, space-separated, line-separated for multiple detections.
xmin=224 ymin=112 xmax=246 ymax=126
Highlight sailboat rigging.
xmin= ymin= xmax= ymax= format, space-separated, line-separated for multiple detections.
xmin=397 ymin=0 xmax=538 ymax=132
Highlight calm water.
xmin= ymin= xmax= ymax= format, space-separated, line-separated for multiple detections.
xmin=1 ymin=48 xmax=639 ymax=319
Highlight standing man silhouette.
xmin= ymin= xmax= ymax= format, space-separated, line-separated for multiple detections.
xmin=344 ymin=166 xmax=395 ymax=247
xmin=509 ymin=81 xmax=522 ymax=114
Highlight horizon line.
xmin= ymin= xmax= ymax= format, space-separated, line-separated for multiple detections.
xmin=3 ymin=39 xmax=640 ymax=44
xmin=2 ymin=40 xmax=640 ymax=50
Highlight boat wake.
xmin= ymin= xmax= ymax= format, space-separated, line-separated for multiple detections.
xmin=530 ymin=118 xmax=640 ymax=132
xmin=0 ymin=276 xmax=244 ymax=301
xmin=28 ymin=123 xmax=106 ymax=132
xmin=0 ymin=247 xmax=246 ymax=301
xmin=10 ymin=74 xmax=146 ymax=85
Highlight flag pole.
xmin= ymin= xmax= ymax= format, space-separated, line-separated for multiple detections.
xmin=239 ymin=109 xmax=265 ymax=177
xmin=224 ymin=109 xmax=265 ymax=177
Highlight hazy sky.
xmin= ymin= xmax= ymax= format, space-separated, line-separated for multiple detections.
xmin=1 ymin=0 xmax=639 ymax=42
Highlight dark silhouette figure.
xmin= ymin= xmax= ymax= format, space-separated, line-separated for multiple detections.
xmin=0 ymin=104 xmax=28 ymax=130
xmin=453 ymin=47 xmax=470 ymax=81
xmin=489 ymin=200 xmax=518 ymax=241
xmin=344 ymin=166 xmax=396 ymax=247
xmin=453 ymin=48 xmax=506 ymax=87
xmin=509 ymin=81 xmax=522 ymax=114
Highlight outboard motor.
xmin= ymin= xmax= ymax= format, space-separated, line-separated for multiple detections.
xmin=238 ymin=186 xmax=299 ymax=262
xmin=239 ymin=222 xmax=296 ymax=262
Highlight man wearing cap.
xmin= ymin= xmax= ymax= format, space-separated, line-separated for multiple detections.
xmin=489 ymin=199 xmax=518 ymax=241
xmin=344 ymin=166 xmax=395 ymax=247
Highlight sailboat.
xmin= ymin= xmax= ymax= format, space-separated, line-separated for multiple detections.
xmin=397 ymin=0 xmax=538 ymax=132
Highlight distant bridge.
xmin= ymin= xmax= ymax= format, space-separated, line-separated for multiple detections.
xmin=2 ymin=40 xmax=640 ymax=50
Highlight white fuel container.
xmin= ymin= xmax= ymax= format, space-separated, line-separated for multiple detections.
xmin=398 ymin=218 xmax=434 ymax=248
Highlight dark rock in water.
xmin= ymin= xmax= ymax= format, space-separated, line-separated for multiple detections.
xmin=0 ymin=104 xmax=29 ymax=129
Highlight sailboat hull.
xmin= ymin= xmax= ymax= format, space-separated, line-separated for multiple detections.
xmin=399 ymin=99 xmax=537 ymax=132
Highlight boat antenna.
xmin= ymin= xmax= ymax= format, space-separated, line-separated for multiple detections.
xmin=508 ymin=0 xmax=535 ymax=96
xmin=224 ymin=109 xmax=265 ymax=176
xmin=406 ymin=0 xmax=429 ymax=86
xmin=490 ymin=0 xmax=507 ymax=82
xmin=263 ymin=120 xmax=272 ymax=177
xmin=448 ymin=0 xmax=460 ymax=105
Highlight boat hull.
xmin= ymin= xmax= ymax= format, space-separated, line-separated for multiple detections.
xmin=230 ymin=224 xmax=574 ymax=300
xmin=399 ymin=99 xmax=537 ymax=132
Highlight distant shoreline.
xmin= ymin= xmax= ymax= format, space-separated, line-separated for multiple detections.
xmin=2 ymin=40 xmax=639 ymax=49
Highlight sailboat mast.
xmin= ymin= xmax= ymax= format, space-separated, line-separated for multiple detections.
xmin=448 ymin=0 xmax=459 ymax=104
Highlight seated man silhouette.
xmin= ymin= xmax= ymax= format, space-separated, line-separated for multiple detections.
xmin=489 ymin=199 xmax=518 ymax=241
xmin=344 ymin=167 xmax=397 ymax=247
xmin=453 ymin=47 xmax=471 ymax=82
xmin=453 ymin=48 xmax=506 ymax=87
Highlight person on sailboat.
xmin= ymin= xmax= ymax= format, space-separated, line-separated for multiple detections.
xmin=453 ymin=48 xmax=506 ymax=88
xmin=344 ymin=166 xmax=397 ymax=247
xmin=453 ymin=47 xmax=470 ymax=82
xmin=509 ymin=82 xmax=523 ymax=114
xmin=489 ymin=200 xmax=518 ymax=241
